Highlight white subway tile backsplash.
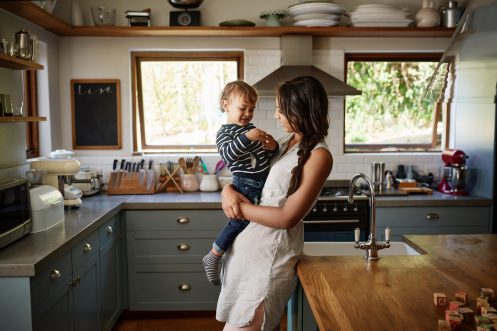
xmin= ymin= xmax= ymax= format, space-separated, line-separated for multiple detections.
xmin=71 ymin=48 xmax=442 ymax=183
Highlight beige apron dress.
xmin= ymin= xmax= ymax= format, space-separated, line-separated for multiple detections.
xmin=216 ymin=133 xmax=329 ymax=330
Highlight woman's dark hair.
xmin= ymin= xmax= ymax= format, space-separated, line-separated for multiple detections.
xmin=277 ymin=76 xmax=329 ymax=197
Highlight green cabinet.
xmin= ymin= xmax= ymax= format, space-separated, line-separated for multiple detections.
xmin=99 ymin=215 xmax=123 ymax=331
xmin=28 ymin=213 xmax=124 ymax=331
xmin=31 ymin=230 xmax=101 ymax=331
xmin=376 ymin=205 xmax=491 ymax=241
xmin=126 ymin=210 xmax=226 ymax=310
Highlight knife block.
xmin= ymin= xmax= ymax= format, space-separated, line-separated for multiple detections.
xmin=106 ymin=170 xmax=156 ymax=195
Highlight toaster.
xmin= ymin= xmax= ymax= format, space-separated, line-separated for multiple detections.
xmin=73 ymin=168 xmax=102 ymax=196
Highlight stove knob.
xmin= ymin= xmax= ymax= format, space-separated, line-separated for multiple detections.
xmin=333 ymin=205 xmax=338 ymax=213
xmin=312 ymin=206 xmax=318 ymax=213
xmin=343 ymin=205 xmax=348 ymax=212
xmin=353 ymin=205 xmax=359 ymax=212
xmin=322 ymin=206 xmax=328 ymax=213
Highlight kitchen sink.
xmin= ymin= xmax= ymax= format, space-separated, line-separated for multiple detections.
xmin=303 ymin=241 xmax=422 ymax=256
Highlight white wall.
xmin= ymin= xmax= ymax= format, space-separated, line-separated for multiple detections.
xmin=57 ymin=35 xmax=450 ymax=182
xmin=2 ymin=1 xmax=462 ymax=183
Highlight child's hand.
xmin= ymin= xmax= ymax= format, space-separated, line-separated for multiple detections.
xmin=245 ymin=128 xmax=267 ymax=142
xmin=263 ymin=134 xmax=278 ymax=151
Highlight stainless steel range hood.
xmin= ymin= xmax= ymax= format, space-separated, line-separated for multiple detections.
xmin=254 ymin=35 xmax=361 ymax=96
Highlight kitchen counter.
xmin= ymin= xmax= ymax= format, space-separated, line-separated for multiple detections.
xmin=0 ymin=192 xmax=221 ymax=276
xmin=297 ymin=234 xmax=497 ymax=331
xmin=0 ymin=191 xmax=490 ymax=277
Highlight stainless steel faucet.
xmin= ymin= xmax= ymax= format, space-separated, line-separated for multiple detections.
xmin=348 ymin=173 xmax=390 ymax=261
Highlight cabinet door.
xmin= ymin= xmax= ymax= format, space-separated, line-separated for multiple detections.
xmin=99 ymin=231 xmax=122 ymax=331
xmin=73 ymin=252 xmax=100 ymax=331
xmin=32 ymin=278 xmax=73 ymax=331
xmin=376 ymin=206 xmax=490 ymax=241
xmin=128 ymin=263 xmax=220 ymax=311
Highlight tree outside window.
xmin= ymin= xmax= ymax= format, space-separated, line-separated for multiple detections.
xmin=345 ymin=53 xmax=443 ymax=153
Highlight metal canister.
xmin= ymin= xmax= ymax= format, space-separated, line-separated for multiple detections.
xmin=15 ymin=29 xmax=31 ymax=60
xmin=440 ymin=1 xmax=463 ymax=28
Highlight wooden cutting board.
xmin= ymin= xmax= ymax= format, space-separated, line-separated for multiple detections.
xmin=398 ymin=187 xmax=433 ymax=195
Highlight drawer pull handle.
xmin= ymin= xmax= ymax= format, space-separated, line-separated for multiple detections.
xmin=106 ymin=226 xmax=113 ymax=234
xmin=49 ymin=269 xmax=61 ymax=280
xmin=83 ymin=243 xmax=92 ymax=252
xmin=178 ymin=283 xmax=191 ymax=291
xmin=177 ymin=243 xmax=191 ymax=251
xmin=177 ymin=217 xmax=190 ymax=224
xmin=70 ymin=276 xmax=81 ymax=287
xmin=426 ymin=213 xmax=440 ymax=221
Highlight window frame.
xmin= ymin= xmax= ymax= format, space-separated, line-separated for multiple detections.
xmin=131 ymin=51 xmax=244 ymax=154
xmin=344 ymin=52 xmax=446 ymax=153
xmin=24 ymin=70 xmax=40 ymax=159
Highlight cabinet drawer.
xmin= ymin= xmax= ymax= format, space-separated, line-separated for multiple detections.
xmin=72 ymin=230 xmax=99 ymax=269
xmin=99 ymin=214 xmax=121 ymax=247
xmin=376 ymin=206 xmax=490 ymax=228
xmin=31 ymin=251 xmax=72 ymax=309
xmin=127 ymin=231 xmax=215 ymax=264
xmin=126 ymin=210 xmax=227 ymax=231
xmin=128 ymin=263 xmax=220 ymax=311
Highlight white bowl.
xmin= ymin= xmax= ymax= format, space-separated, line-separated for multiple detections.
xmin=91 ymin=6 xmax=116 ymax=26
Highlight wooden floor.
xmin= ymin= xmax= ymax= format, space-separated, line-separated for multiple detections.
xmin=112 ymin=311 xmax=287 ymax=331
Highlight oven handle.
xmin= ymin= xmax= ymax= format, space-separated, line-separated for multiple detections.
xmin=303 ymin=219 xmax=360 ymax=224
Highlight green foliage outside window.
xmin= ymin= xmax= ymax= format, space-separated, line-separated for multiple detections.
xmin=345 ymin=61 xmax=440 ymax=151
xmin=139 ymin=60 xmax=237 ymax=148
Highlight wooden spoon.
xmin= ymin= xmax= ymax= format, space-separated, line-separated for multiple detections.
xmin=192 ymin=156 xmax=200 ymax=174
xmin=178 ymin=157 xmax=187 ymax=174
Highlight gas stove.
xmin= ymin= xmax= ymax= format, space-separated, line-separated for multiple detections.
xmin=318 ymin=180 xmax=369 ymax=201
xmin=304 ymin=180 xmax=370 ymax=242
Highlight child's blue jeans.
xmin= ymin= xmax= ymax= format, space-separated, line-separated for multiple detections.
xmin=213 ymin=176 xmax=265 ymax=253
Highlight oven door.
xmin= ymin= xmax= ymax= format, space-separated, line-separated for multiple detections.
xmin=303 ymin=200 xmax=370 ymax=242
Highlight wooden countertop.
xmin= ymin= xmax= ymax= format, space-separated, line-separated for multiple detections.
xmin=297 ymin=234 xmax=497 ymax=331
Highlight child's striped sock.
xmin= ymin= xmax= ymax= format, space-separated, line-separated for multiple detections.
xmin=202 ymin=250 xmax=222 ymax=286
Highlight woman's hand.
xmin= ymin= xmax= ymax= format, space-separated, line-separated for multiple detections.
xmin=221 ymin=184 xmax=251 ymax=219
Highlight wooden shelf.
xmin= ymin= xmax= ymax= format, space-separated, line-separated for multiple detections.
xmin=0 ymin=116 xmax=46 ymax=122
xmin=0 ymin=53 xmax=43 ymax=70
xmin=0 ymin=2 xmax=456 ymax=38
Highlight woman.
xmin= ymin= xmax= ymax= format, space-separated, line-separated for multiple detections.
xmin=216 ymin=76 xmax=333 ymax=331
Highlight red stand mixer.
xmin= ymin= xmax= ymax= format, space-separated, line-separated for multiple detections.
xmin=438 ymin=149 xmax=469 ymax=195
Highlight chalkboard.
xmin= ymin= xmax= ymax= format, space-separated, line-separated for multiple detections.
xmin=71 ymin=79 xmax=122 ymax=149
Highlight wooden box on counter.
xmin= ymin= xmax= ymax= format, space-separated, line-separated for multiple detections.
xmin=107 ymin=170 xmax=155 ymax=194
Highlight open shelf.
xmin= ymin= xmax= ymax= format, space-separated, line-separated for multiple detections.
xmin=0 ymin=116 xmax=47 ymax=123
xmin=0 ymin=2 xmax=456 ymax=38
xmin=0 ymin=53 xmax=43 ymax=70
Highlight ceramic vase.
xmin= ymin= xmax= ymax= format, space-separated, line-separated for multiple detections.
xmin=199 ymin=175 xmax=219 ymax=192
xmin=71 ymin=2 xmax=83 ymax=26
xmin=415 ymin=0 xmax=440 ymax=27
xmin=180 ymin=174 xmax=199 ymax=192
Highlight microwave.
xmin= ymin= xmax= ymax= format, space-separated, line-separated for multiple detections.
xmin=0 ymin=178 xmax=31 ymax=250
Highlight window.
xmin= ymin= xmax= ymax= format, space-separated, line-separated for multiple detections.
xmin=132 ymin=51 xmax=243 ymax=153
xmin=344 ymin=53 xmax=443 ymax=153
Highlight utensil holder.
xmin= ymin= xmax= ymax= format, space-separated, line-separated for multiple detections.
xmin=156 ymin=165 xmax=183 ymax=193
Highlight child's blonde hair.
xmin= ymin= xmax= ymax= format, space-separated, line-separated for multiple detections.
xmin=219 ymin=80 xmax=258 ymax=112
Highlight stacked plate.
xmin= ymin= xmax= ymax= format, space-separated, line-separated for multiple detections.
xmin=349 ymin=4 xmax=413 ymax=27
xmin=288 ymin=1 xmax=345 ymax=27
